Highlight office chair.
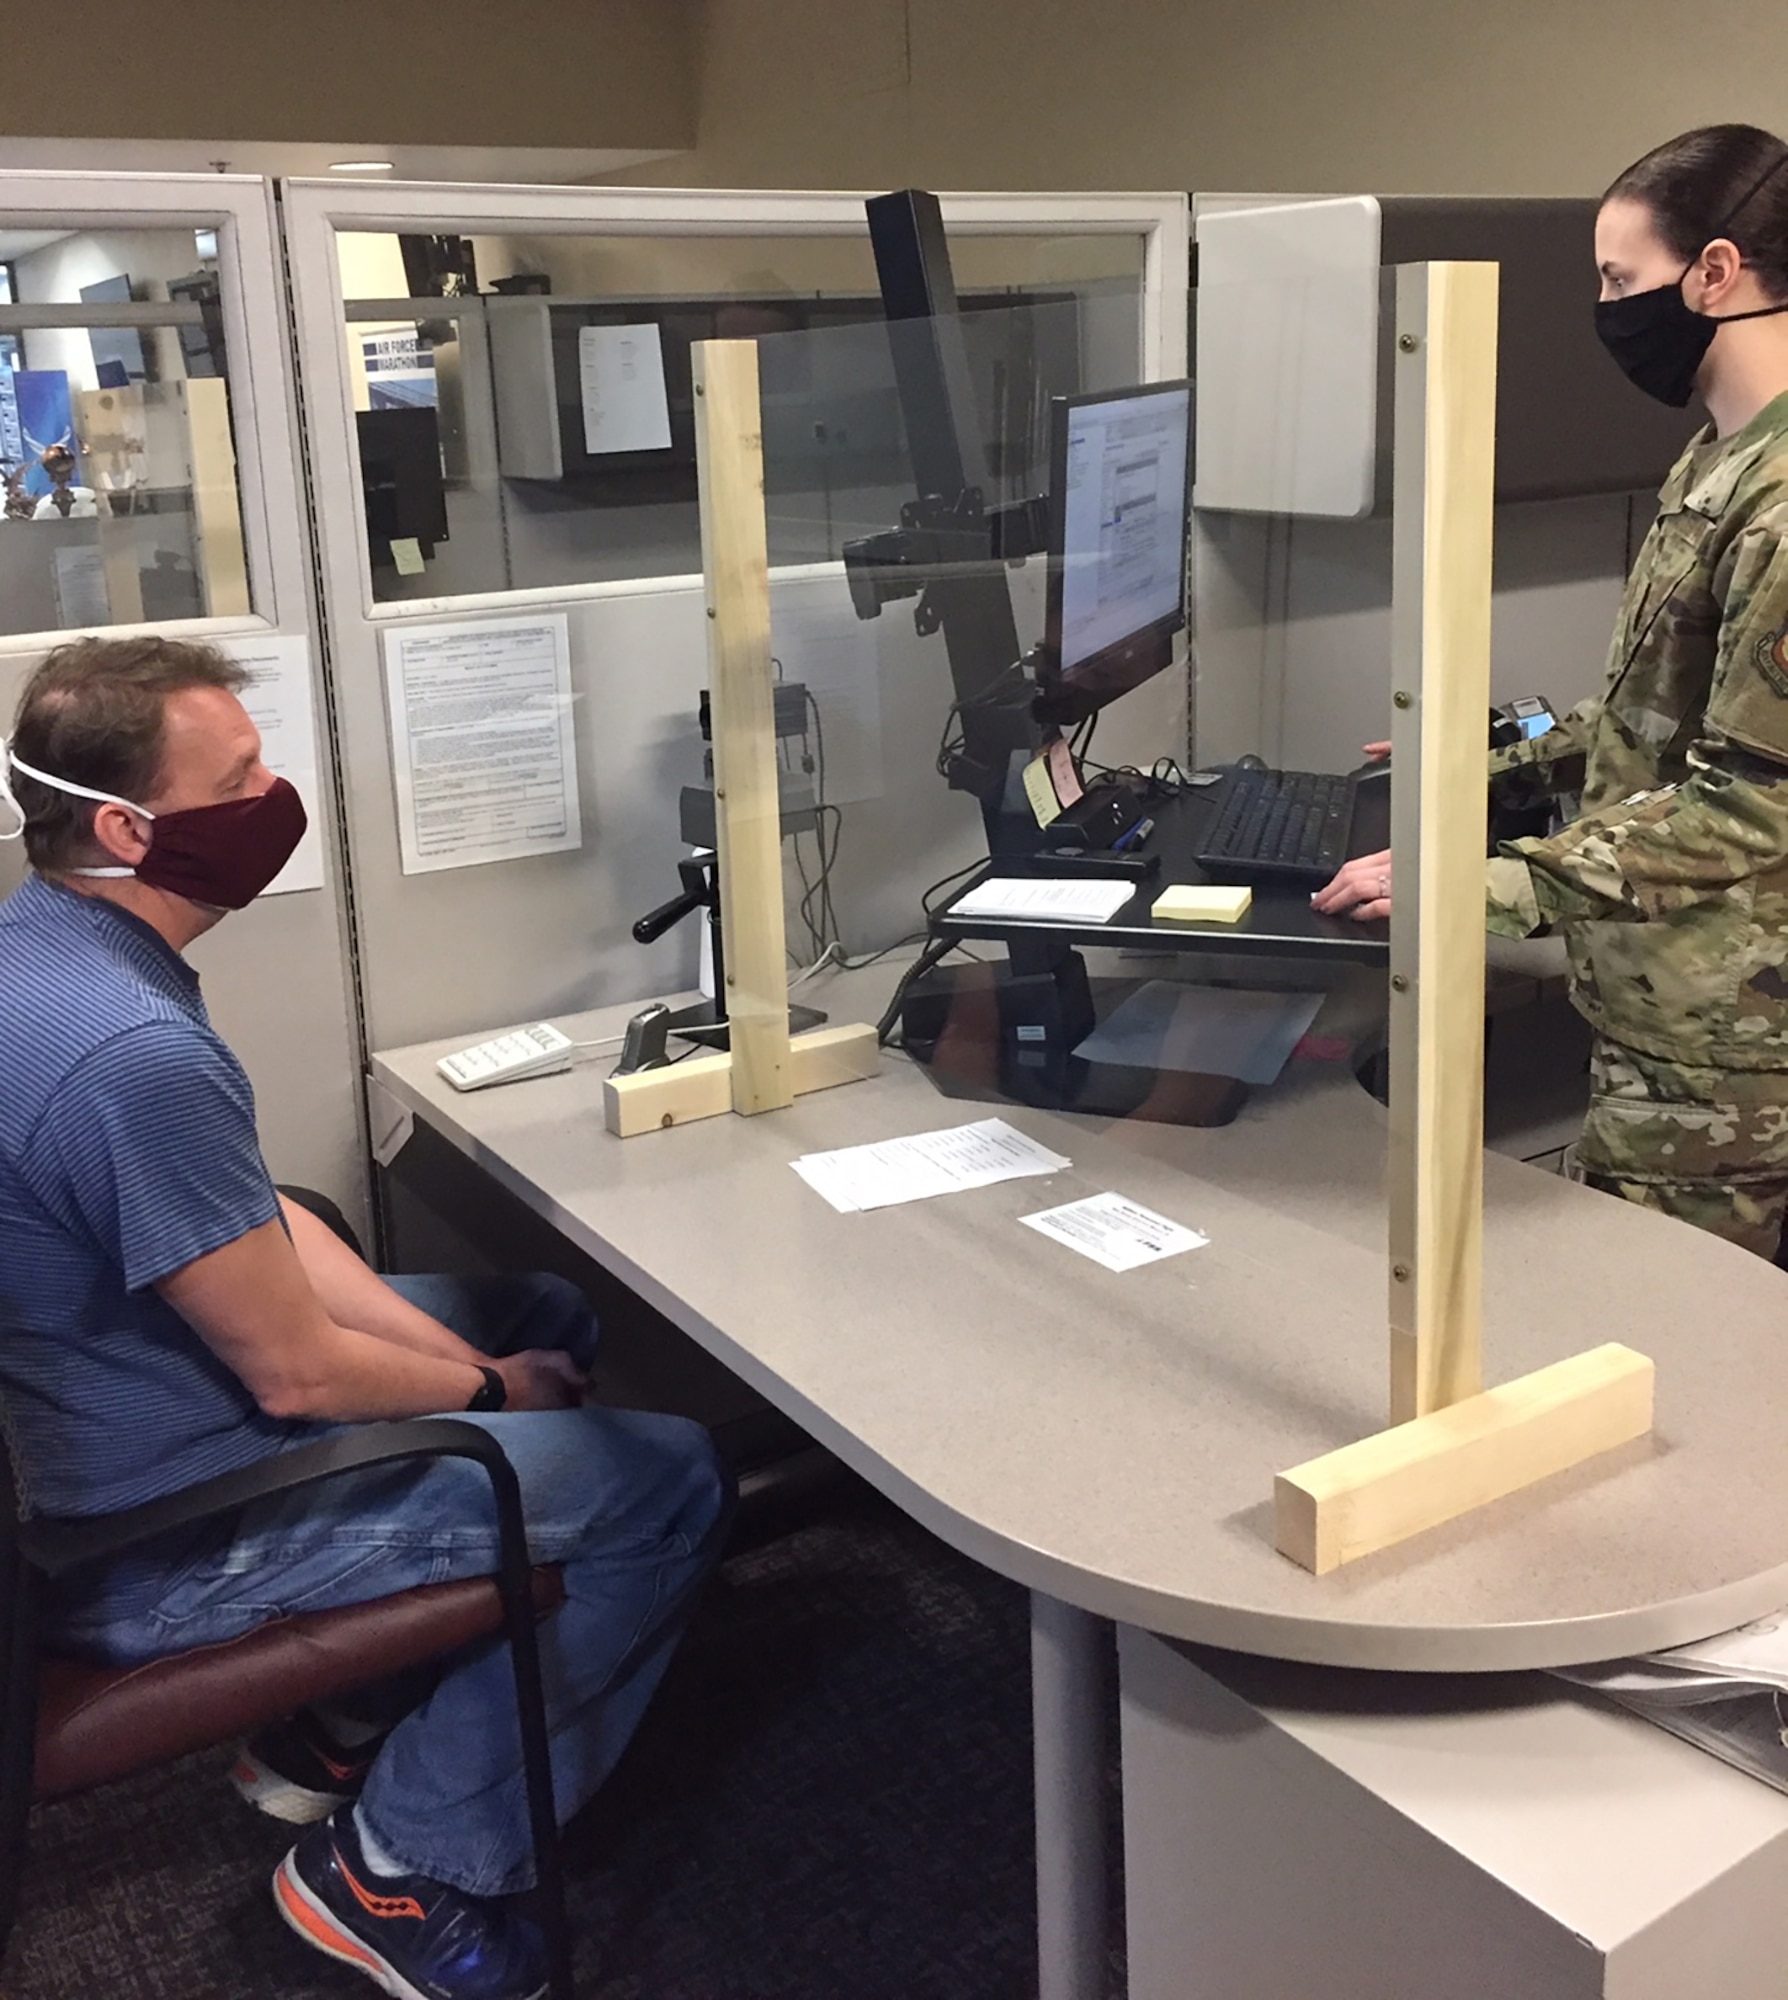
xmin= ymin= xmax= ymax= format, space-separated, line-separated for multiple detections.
xmin=0 ymin=1411 xmax=576 ymax=1998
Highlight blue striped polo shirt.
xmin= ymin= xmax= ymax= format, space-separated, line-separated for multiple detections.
xmin=0 ymin=873 xmax=303 ymax=1519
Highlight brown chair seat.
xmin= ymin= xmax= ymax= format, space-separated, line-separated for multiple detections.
xmin=35 ymin=1564 xmax=565 ymax=1801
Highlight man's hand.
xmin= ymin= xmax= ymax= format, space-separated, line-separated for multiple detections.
xmin=1311 ymin=847 xmax=1393 ymax=922
xmin=493 ymin=1349 xmax=588 ymax=1412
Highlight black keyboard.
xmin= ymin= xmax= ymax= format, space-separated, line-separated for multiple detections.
xmin=1192 ymin=767 xmax=1356 ymax=887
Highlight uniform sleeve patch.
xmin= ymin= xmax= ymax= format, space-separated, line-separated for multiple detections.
xmin=1754 ymin=625 xmax=1788 ymax=699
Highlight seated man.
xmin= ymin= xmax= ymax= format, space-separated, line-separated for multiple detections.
xmin=0 ymin=636 xmax=730 ymax=2000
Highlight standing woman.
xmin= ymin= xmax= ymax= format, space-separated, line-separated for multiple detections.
xmin=1316 ymin=123 xmax=1788 ymax=1260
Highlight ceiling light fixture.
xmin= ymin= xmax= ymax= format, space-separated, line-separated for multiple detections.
xmin=329 ymin=160 xmax=395 ymax=173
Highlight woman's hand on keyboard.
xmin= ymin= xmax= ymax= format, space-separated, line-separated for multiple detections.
xmin=1311 ymin=848 xmax=1392 ymax=922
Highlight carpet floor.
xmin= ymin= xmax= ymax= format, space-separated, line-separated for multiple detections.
xmin=7 ymin=1488 xmax=1126 ymax=1999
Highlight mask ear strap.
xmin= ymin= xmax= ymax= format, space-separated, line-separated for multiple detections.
xmin=0 ymin=740 xmax=26 ymax=842
xmin=0 ymin=741 xmax=154 ymax=872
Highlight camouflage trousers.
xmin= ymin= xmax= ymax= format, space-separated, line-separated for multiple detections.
xmin=1569 ymin=1037 xmax=1788 ymax=1262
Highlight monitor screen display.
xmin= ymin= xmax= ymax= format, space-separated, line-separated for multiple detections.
xmin=1042 ymin=381 xmax=1191 ymax=721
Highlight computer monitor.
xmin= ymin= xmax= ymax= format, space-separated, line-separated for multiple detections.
xmin=1038 ymin=379 xmax=1192 ymax=725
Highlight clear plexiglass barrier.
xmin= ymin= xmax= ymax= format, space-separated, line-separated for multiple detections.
xmin=719 ymin=300 xmax=1371 ymax=1133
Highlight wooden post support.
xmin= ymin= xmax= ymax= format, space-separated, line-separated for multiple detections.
xmin=605 ymin=337 xmax=877 ymax=1143
xmin=693 ymin=338 xmax=794 ymax=1117
xmin=1387 ymin=260 xmax=1497 ymax=1427
xmin=603 ymin=1023 xmax=881 ymax=1139
xmin=1275 ymin=1344 xmax=1655 ymax=1576
xmin=1272 ymin=264 xmax=1657 ymax=1574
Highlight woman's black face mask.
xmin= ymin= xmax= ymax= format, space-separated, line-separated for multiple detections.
xmin=1595 ymin=281 xmax=1788 ymax=408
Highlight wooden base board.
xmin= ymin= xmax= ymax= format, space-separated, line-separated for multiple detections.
xmin=603 ymin=1022 xmax=879 ymax=1138
xmin=1274 ymin=1343 xmax=1655 ymax=1575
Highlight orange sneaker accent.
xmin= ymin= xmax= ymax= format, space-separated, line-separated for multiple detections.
xmin=275 ymin=1866 xmax=385 ymax=1974
xmin=336 ymin=1847 xmax=427 ymax=1923
xmin=315 ymin=1747 xmax=363 ymax=1782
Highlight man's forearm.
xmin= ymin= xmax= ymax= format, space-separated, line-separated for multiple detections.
xmin=275 ymin=1321 xmax=488 ymax=1422
xmin=161 ymin=1217 xmax=489 ymax=1421
xmin=280 ymin=1196 xmax=486 ymax=1367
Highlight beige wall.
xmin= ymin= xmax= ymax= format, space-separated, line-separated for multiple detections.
xmin=5 ymin=0 xmax=696 ymax=151
xmin=607 ymin=0 xmax=1788 ymax=198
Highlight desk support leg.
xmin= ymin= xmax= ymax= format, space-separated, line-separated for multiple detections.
xmin=1032 ymin=1592 xmax=1112 ymax=2000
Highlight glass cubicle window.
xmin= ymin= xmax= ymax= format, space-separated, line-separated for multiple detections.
xmin=335 ymin=228 xmax=1152 ymax=604
xmin=0 ymin=224 xmax=251 ymax=637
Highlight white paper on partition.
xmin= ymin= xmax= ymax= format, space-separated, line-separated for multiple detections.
xmin=219 ymin=634 xmax=325 ymax=896
xmin=768 ymin=601 xmax=885 ymax=804
xmin=51 ymin=544 xmax=110 ymax=629
xmin=578 ymin=324 xmax=672 ymax=456
xmin=382 ymin=615 xmax=581 ymax=875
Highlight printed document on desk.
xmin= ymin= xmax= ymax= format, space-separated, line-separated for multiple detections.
xmin=383 ymin=614 xmax=580 ymax=874
xmin=1021 ymin=1193 xmax=1209 ymax=1273
xmin=791 ymin=1118 xmax=1070 ymax=1213
xmin=949 ymin=877 xmax=1138 ymax=924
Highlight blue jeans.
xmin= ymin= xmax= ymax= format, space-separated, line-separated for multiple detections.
xmin=47 ymin=1274 xmax=732 ymax=1897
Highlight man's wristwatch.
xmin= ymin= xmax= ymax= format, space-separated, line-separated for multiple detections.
xmin=465 ymin=1365 xmax=508 ymax=1413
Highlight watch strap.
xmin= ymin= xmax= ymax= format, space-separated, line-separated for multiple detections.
xmin=465 ymin=1364 xmax=508 ymax=1413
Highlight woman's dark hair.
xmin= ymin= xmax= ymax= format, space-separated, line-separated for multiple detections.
xmin=1606 ymin=124 xmax=1788 ymax=299
xmin=8 ymin=635 xmax=247 ymax=872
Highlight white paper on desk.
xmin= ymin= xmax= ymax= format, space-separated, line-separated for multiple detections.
xmin=219 ymin=635 xmax=325 ymax=895
xmin=578 ymin=324 xmax=672 ymax=456
xmin=1077 ymin=981 xmax=1325 ymax=1085
xmin=1020 ymin=1192 xmax=1209 ymax=1273
xmin=791 ymin=1117 xmax=1070 ymax=1213
xmin=949 ymin=877 xmax=1138 ymax=925
xmin=383 ymin=615 xmax=580 ymax=875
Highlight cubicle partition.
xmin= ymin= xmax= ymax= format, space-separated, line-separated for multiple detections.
xmin=1189 ymin=192 xmax=1660 ymax=775
xmin=0 ymin=170 xmax=363 ymax=1227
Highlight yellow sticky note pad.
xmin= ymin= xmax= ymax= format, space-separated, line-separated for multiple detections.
xmin=1022 ymin=753 xmax=1061 ymax=828
xmin=1152 ymin=883 xmax=1252 ymax=925
xmin=390 ymin=536 xmax=426 ymax=576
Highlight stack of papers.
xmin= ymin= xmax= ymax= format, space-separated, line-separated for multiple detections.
xmin=791 ymin=1117 xmax=1070 ymax=1214
xmin=1554 ymin=1606 xmax=1788 ymax=1796
xmin=948 ymin=877 xmax=1138 ymax=924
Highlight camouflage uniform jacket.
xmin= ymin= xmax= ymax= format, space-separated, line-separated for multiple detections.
xmin=1484 ymin=390 xmax=1788 ymax=1069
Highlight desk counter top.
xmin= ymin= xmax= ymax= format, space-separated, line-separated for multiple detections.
xmin=371 ymin=962 xmax=1788 ymax=1673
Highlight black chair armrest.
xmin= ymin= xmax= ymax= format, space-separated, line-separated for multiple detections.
xmin=19 ymin=1421 xmax=519 ymax=1578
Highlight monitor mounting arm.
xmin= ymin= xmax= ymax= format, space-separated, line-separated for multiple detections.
xmin=850 ymin=188 xmax=1054 ymax=850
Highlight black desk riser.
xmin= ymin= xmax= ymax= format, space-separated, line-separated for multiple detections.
xmin=900 ymin=784 xmax=1390 ymax=1127
xmin=927 ymin=785 xmax=1392 ymax=966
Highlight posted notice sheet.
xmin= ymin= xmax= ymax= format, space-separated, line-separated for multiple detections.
xmin=578 ymin=324 xmax=672 ymax=456
xmin=383 ymin=615 xmax=581 ymax=875
xmin=221 ymin=634 xmax=325 ymax=896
